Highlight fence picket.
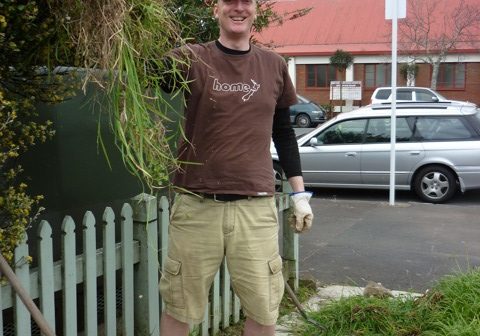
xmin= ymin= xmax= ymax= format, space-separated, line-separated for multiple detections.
xmin=233 ymin=293 xmax=241 ymax=324
xmin=83 ymin=211 xmax=97 ymax=336
xmin=62 ymin=216 xmax=77 ymax=336
xmin=121 ymin=204 xmax=134 ymax=336
xmin=221 ymin=260 xmax=230 ymax=329
xmin=38 ymin=221 xmax=56 ymax=334
xmin=212 ymin=271 xmax=220 ymax=334
xmin=200 ymin=304 xmax=209 ymax=336
xmin=102 ymin=207 xmax=116 ymax=336
xmin=14 ymin=237 xmax=31 ymax=336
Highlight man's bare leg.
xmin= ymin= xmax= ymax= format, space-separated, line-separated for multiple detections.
xmin=242 ymin=317 xmax=275 ymax=336
xmin=160 ymin=312 xmax=189 ymax=336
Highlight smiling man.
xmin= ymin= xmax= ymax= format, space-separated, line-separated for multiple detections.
xmin=158 ymin=0 xmax=314 ymax=335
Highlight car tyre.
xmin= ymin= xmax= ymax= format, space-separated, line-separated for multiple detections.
xmin=296 ymin=114 xmax=311 ymax=128
xmin=413 ymin=165 xmax=457 ymax=203
xmin=273 ymin=162 xmax=285 ymax=192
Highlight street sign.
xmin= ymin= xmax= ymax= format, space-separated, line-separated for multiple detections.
xmin=385 ymin=0 xmax=406 ymax=19
xmin=329 ymin=81 xmax=362 ymax=100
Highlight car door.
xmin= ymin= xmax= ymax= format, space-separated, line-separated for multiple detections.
xmin=361 ymin=116 xmax=425 ymax=188
xmin=299 ymin=118 xmax=367 ymax=186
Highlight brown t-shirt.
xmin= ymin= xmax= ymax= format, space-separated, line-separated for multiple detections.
xmin=173 ymin=41 xmax=297 ymax=195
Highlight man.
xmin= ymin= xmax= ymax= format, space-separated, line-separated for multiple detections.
xmin=159 ymin=0 xmax=314 ymax=335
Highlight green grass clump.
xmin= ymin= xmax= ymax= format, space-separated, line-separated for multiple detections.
xmin=297 ymin=268 xmax=480 ymax=336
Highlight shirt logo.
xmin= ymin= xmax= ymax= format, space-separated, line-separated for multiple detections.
xmin=213 ymin=78 xmax=261 ymax=102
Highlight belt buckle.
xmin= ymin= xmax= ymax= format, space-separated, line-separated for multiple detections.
xmin=215 ymin=194 xmax=251 ymax=202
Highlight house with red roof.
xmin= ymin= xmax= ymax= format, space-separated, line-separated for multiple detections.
xmin=255 ymin=0 xmax=480 ymax=108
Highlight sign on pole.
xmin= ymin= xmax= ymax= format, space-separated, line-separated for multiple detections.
xmin=329 ymin=81 xmax=362 ymax=101
xmin=385 ymin=0 xmax=406 ymax=19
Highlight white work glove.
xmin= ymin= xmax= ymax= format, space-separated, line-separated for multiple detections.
xmin=289 ymin=192 xmax=314 ymax=233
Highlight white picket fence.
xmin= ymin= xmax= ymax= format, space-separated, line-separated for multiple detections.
xmin=0 ymin=193 xmax=296 ymax=336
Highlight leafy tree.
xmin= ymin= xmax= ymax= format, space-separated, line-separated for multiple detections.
xmin=330 ymin=49 xmax=354 ymax=75
xmin=0 ymin=1 xmax=72 ymax=263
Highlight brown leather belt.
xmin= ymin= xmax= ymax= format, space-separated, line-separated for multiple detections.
xmin=201 ymin=193 xmax=250 ymax=202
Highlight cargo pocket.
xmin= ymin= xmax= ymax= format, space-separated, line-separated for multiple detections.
xmin=159 ymin=256 xmax=185 ymax=308
xmin=268 ymin=255 xmax=284 ymax=311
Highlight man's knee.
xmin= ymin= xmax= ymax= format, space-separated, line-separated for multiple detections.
xmin=160 ymin=312 xmax=190 ymax=336
xmin=243 ymin=317 xmax=276 ymax=336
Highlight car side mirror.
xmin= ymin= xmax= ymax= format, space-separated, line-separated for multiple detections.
xmin=432 ymin=96 xmax=439 ymax=102
xmin=309 ymin=138 xmax=320 ymax=146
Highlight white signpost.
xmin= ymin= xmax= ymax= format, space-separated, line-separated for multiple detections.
xmin=385 ymin=0 xmax=406 ymax=206
xmin=329 ymin=81 xmax=362 ymax=101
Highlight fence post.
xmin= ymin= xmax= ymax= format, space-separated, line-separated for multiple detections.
xmin=280 ymin=180 xmax=299 ymax=291
xmin=157 ymin=196 xmax=170 ymax=315
xmin=131 ymin=193 xmax=160 ymax=336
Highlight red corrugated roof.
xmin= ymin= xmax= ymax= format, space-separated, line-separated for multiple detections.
xmin=255 ymin=0 xmax=480 ymax=56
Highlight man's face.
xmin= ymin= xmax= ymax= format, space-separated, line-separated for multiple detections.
xmin=214 ymin=0 xmax=257 ymax=39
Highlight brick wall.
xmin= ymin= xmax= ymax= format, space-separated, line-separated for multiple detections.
xmin=296 ymin=62 xmax=480 ymax=107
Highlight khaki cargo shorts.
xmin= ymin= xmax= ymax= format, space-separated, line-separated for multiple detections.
xmin=159 ymin=193 xmax=284 ymax=326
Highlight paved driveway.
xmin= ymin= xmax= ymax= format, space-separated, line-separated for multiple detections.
xmin=299 ymin=190 xmax=480 ymax=292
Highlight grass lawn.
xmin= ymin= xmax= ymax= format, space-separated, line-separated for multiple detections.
xmin=193 ymin=268 xmax=480 ymax=335
xmin=297 ymin=268 xmax=480 ymax=336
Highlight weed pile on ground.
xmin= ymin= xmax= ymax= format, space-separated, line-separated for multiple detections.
xmin=298 ymin=268 xmax=480 ymax=336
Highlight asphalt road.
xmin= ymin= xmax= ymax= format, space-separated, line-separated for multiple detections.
xmin=299 ymin=188 xmax=480 ymax=292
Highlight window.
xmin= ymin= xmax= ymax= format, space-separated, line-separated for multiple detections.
xmin=397 ymin=89 xmax=413 ymax=100
xmin=437 ymin=63 xmax=465 ymax=89
xmin=374 ymin=89 xmax=391 ymax=100
xmin=317 ymin=119 xmax=367 ymax=145
xmin=306 ymin=64 xmax=337 ymax=88
xmin=364 ymin=117 xmax=413 ymax=143
xmin=365 ymin=64 xmax=391 ymax=88
xmin=414 ymin=117 xmax=473 ymax=140
xmin=415 ymin=89 xmax=437 ymax=101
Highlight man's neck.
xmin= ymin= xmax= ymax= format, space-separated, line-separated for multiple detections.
xmin=217 ymin=36 xmax=250 ymax=52
xmin=215 ymin=40 xmax=250 ymax=55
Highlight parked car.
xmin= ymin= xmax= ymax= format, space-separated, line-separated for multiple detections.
xmin=290 ymin=94 xmax=326 ymax=128
xmin=272 ymin=102 xmax=480 ymax=203
xmin=370 ymin=86 xmax=475 ymax=106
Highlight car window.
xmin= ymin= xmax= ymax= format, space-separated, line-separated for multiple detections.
xmin=414 ymin=117 xmax=473 ymax=140
xmin=364 ymin=117 xmax=413 ymax=143
xmin=397 ymin=89 xmax=412 ymax=100
xmin=316 ymin=119 xmax=367 ymax=145
xmin=375 ymin=89 xmax=391 ymax=99
xmin=415 ymin=89 xmax=436 ymax=101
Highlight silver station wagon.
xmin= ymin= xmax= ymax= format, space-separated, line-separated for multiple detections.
xmin=272 ymin=102 xmax=480 ymax=203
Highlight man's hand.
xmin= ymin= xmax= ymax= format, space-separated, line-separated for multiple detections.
xmin=289 ymin=192 xmax=314 ymax=233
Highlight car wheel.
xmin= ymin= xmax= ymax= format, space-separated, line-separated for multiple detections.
xmin=413 ymin=165 xmax=457 ymax=203
xmin=273 ymin=162 xmax=285 ymax=192
xmin=296 ymin=114 xmax=311 ymax=128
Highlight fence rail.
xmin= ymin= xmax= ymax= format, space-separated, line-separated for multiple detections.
xmin=0 ymin=193 xmax=295 ymax=336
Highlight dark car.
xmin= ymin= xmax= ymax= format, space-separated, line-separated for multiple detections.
xmin=290 ymin=94 xmax=326 ymax=128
